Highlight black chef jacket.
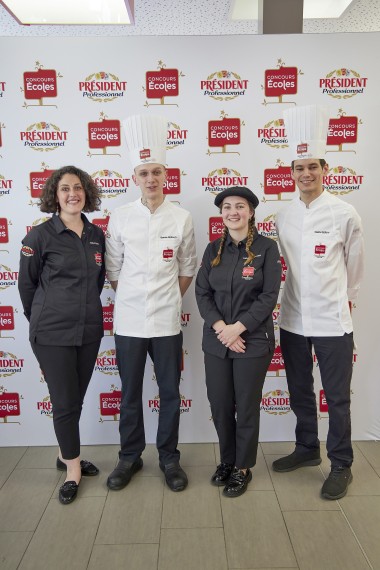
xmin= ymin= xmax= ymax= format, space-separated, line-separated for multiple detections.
xmin=18 ymin=214 xmax=105 ymax=346
xmin=195 ymin=232 xmax=281 ymax=358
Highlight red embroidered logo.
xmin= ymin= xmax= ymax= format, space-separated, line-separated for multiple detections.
xmin=297 ymin=142 xmax=308 ymax=155
xmin=140 ymin=148 xmax=151 ymax=160
xmin=242 ymin=266 xmax=254 ymax=279
xmin=163 ymin=248 xmax=174 ymax=261
xmin=315 ymin=244 xmax=326 ymax=257
xmin=94 ymin=252 xmax=102 ymax=266
xmin=21 ymin=245 xmax=34 ymax=257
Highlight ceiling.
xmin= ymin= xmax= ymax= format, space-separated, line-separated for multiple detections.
xmin=0 ymin=0 xmax=379 ymax=36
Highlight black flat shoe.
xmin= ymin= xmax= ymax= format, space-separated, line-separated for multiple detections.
xmin=56 ymin=457 xmax=99 ymax=476
xmin=59 ymin=480 xmax=79 ymax=505
xmin=211 ymin=462 xmax=234 ymax=486
xmin=159 ymin=462 xmax=188 ymax=492
xmin=223 ymin=467 xmax=252 ymax=498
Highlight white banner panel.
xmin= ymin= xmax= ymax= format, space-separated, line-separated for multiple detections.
xmin=0 ymin=33 xmax=377 ymax=445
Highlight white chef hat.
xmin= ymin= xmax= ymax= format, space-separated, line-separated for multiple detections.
xmin=284 ymin=105 xmax=329 ymax=161
xmin=122 ymin=114 xmax=168 ymax=169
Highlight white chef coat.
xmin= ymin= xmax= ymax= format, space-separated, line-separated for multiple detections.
xmin=105 ymin=198 xmax=197 ymax=338
xmin=276 ymin=190 xmax=364 ymax=337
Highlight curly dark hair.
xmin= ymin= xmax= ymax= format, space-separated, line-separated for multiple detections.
xmin=39 ymin=165 xmax=101 ymax=213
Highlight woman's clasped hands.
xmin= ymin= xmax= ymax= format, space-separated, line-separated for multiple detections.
xmin=213 ymin=320 xmax=246 ymax=353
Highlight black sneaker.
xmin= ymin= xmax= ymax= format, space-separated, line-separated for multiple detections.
xmin=210 ymin=463 xmax=233 ymax=487
xmin=272 ymin=449 xmax=321 ymax=472
xmin=222 ymin=467 xmax=252 ymax=498
xmin=321 ymin=466 xmax=353 ymax=500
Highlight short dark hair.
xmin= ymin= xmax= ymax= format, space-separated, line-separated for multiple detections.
xmin=291 ymin=159 xmax=327 ymax=170
xmin=39 ymin=165 xmax=101 ymax=213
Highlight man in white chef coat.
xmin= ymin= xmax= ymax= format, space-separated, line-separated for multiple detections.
xmin=272 ymin=105 xmax=364 ymax=500
xmin=105 ymin=114 xmax=197 ymax=492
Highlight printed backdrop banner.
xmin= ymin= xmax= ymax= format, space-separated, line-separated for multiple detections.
xmin=0 ymin=33 xmax=378 ymax=446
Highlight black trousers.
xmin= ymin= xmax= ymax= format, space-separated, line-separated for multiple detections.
xmin=204 ymin=352 xmax=272 ymax=468
xmin=31 ymin=340 xmax=101 ymax=459
xmin=280 ymin=328 xmax=354 ymax=468
xmin=115 ymin=333 xmax=182 ymax=465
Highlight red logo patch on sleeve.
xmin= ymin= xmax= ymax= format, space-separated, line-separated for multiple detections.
xmin=21 ymin=245 xmax=34 ymax=257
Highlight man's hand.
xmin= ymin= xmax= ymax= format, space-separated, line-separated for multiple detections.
xmin=178 ymin=276 xmax=193 ymax=297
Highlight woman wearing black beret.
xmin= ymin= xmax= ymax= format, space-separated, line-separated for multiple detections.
xmin=196 ymin=186 xmax=281 ymax=497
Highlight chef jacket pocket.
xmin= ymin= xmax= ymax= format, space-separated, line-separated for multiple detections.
xmin=312 ymin=230 xmax=341 ymax=261
xmin=160 ymin=237 xmax=181 ymax=263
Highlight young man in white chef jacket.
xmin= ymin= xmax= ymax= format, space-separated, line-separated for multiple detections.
xmin=272 ymin=105 xmax=364 ymax=500
xmin=105 ymin=114 xmax=197 ymax=492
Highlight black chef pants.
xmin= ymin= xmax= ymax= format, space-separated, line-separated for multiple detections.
xmin=115 ymin=332 xmax=182 ymax=465
xmin=31 ymin=340 xmax=101 ymax=459
xmin=204 ymin=352 xmax=272 ymax=468
xmin=280 ymin=328 xmax=354 ymax=468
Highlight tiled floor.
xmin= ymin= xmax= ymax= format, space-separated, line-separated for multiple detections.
xmin=1 ymin=441 xmax=380 ymax=570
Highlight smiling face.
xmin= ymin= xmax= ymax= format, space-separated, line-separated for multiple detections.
xmin=133 ymin=163 xmax=167 ymax=202
xmin=291 ymin=159 xmax=328 ymax=203
xmin=56 ymin=173 xmax=85 ymax=216
xmin=221 ymin=195 xmax=253 ymax=235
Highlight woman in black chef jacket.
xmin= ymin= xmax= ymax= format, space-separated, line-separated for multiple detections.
xmin=195 ymin=186 xmax=281 ymax=497
xmin=18 ymin=166 xmax=105 ymax=505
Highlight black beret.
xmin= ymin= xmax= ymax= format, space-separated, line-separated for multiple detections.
xmin=214 ymin=186 xmax=259 ymax=209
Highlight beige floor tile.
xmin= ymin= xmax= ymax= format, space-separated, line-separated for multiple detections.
xmin=17 ymin=446 xmax=58 ymax=469
xmin=161 ymin=465 xmax=222 ymax=528
xmin=178 ymin=442 xmax=217 ymax=466
xmin=260 ymin=441 xmax=296 ymax=455
xmin=222 ymin=490 xmax=297 ymax=568
xmin=0 ymin=447 xmax=27 ymax=488
xmin=80 ymin=444 xmax=120 ymax=471
xmin=95 ymin=475 xmax=163 ymax=544
xmin=0 ymin=468 xmax=61 ymax=531
xmin=18 ymin=496 xmax=105 ymax=570
xmin=88 ymin=544 xmax=159 ymax=570
xmin=159 ymin=528 xmax=227 ymax=570
xmin=340 ymin=496 xmax=380 ymax=568
xmin=139 ymin=444 xmax=164 ymax=477
xmin=251 ymin=445 xmax=275 ymax=491
xmin=72 ymin=445 xmax=120 ymax=498
xmin=0 ymin=531 xmax=33 ymax=570
xmin=270 ymin=455 xmax=339 ymax=511
xmin=355 ymin=441 xmax=380 ymax=469
xmin=284 ymin=510 xmax=370 ymax=570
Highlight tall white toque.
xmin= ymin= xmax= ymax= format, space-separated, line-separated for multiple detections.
xmin=122 ymin=114 xmax=168 ymax=169
xmin=284 ymin=105 xmax=330 ymax=161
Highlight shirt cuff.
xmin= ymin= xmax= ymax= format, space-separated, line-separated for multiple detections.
xmin=347 ymin=287 xmax=360 ymax=301
xmin=205 ymin=311 xmax=224 ymax=329
xmin=106 ymin=271 xmax=120 ymax=281
xmin=239 ymin=314 xmax=259 ymax=333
